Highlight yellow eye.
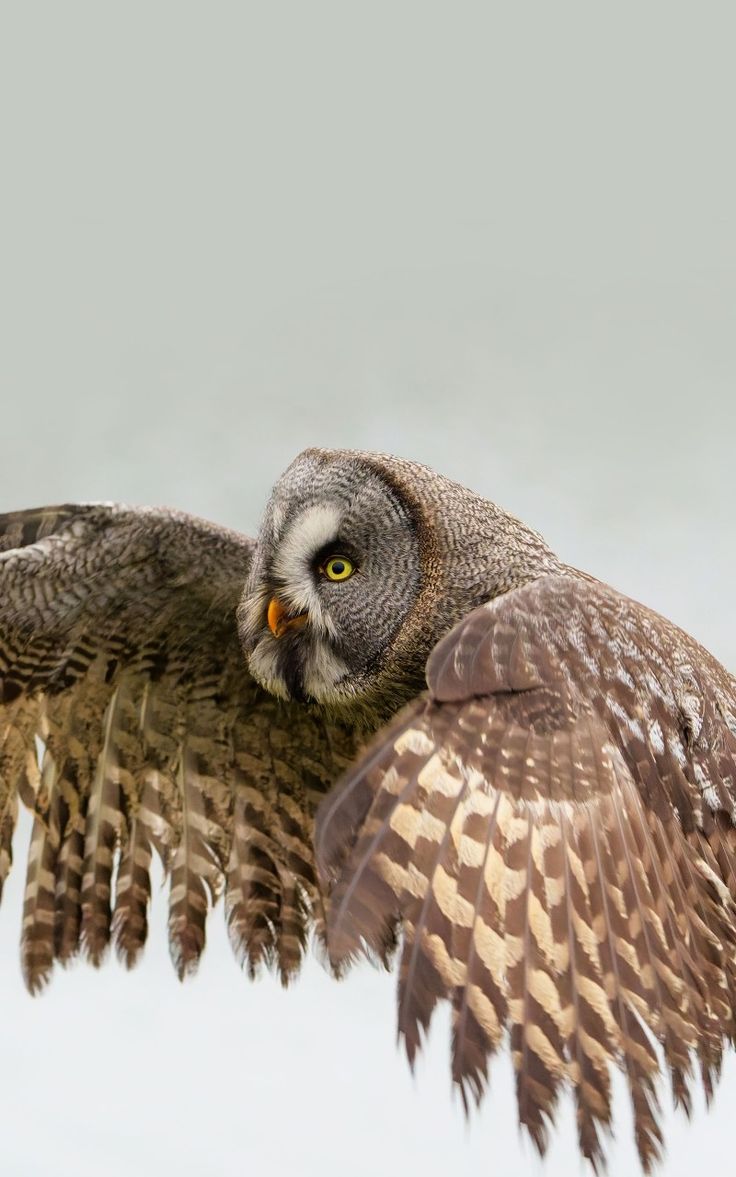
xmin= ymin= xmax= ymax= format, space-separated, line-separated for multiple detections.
xmin=322 ymin=555 xmax=355 ymax=582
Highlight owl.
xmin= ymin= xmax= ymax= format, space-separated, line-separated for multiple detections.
xmin=1 ymin=447 xmax=735 ymax=1172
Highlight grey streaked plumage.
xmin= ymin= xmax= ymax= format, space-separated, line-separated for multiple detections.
xmin=1 ymin=447 xmax=735 ymax=1173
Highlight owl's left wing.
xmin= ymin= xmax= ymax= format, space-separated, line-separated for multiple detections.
xmin=0 ymin=503 xmax=358 ymax=994
xmin=316 ymin=574 xmax=736 ymax=1173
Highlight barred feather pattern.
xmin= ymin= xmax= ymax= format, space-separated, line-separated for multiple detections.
xmin=0 ymin=504 xmax=358 ymax=993
xmin=317 ymin=574 xmax=736 ymax=1173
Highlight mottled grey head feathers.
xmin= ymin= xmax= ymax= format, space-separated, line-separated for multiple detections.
xmin=238 ymin=448 xmax=562 ymax=721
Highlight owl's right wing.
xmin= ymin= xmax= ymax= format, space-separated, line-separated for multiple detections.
xmin=0 ymin=503 xmax=357 ymax=993
xmin=316 ymin=574 xmax=736 ymax=1173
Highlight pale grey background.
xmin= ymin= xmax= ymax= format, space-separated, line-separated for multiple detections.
xmin=1 ymin=2 xmax=735 ymax=1175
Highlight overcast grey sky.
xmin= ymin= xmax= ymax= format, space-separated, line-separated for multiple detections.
xmin=1 ymin=3 xmax=735 ymax=1175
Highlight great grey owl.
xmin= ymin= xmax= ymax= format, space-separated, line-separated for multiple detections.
xmin=1 ymin=447 xmax=735 ymax=1172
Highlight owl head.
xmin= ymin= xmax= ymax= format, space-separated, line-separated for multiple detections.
xmin=237 ymin=448 xmax=560 ymax=721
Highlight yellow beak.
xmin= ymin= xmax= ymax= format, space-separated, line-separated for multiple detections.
xmin=267 ymin=597 xmax=308 ymax=638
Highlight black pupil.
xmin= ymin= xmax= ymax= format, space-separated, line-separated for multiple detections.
xmin=331 ymin=560 xmax=345 ymax=575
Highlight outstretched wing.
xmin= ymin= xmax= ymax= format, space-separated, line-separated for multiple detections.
xmin=317 ymin=574 xmax=736 ymax=1172
xmin=0 ymin=503 xmax=357 ymax=992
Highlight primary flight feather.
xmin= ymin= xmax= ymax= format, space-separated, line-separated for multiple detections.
xmin=1 ymin=448 xmax=735 ymax=1172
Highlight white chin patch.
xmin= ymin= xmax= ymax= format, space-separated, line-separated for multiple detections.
xmin=248 ymin=633 xmax=350 ymax=704
xmin=247 ymin=640 xmax=291 ymax=701
xmin=302 ymin=641 xmax=351 ymax=703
